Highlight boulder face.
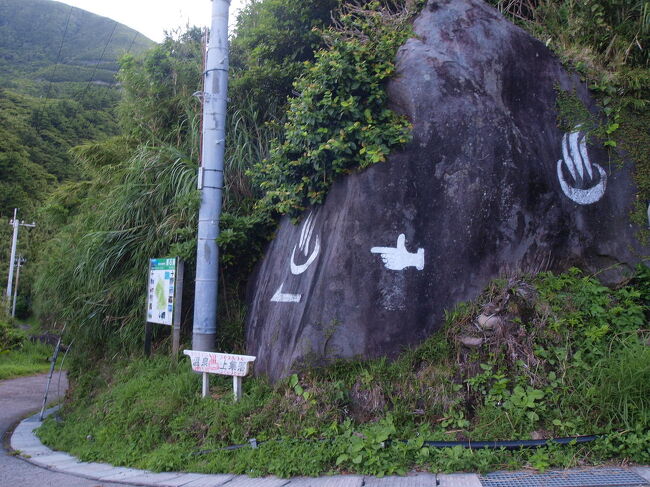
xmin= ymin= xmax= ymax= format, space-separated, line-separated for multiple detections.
xmin=246 ymin=0 xmax=647 ymax=381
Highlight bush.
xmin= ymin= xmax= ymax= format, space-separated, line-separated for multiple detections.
xmin=0 ymin=318 xmax=26 ymax=352
xmin=251 ymin=2 xmax=414 ymax=216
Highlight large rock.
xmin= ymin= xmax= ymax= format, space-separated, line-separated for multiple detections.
xmin=246 ymin=0 xmax=647 ymax=381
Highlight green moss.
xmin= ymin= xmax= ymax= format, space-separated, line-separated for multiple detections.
xmin=555 ymin=89 xmax=596 ymax=133
xmin=618 ymin=107 xmax=650 ymax=244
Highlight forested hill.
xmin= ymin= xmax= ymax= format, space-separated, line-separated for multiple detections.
xmin=0 ymin=0 xmax=154 ymax=216
xmin=0 ymin=0 xmax=154 ymax=89
xmin=0 ymin=0 xmax=154 ymax=298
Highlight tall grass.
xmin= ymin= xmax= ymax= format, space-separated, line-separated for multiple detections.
xmin=223 ymin=96 xmax=283 ymax=213
xmin=33 ymin=143 xmax=199 ymax=364
xmin=489 ymin=0 xmax=650 ymax=85
xmin=32 ymin=30 xmax=282 ymax=371
xmin=591 ymin=339 xmax=650 ymax=428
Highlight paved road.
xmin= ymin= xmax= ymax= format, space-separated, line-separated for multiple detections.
xmin=0 ymin=372 xmax=135 ymax=487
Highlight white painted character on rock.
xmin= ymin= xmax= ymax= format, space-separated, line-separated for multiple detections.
xmin=371 ymin=233 xmax=424 ymax=271
xmin=271 ymin=211 xmax=321 ymax=303
xmin=290 ymin=211 xmax=320 ymax=275
xmin=556 ymin=129 xmax=607 ymax=205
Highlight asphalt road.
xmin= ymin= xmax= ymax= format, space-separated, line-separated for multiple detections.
xmin=0 ymin=372 xmax=136 ymax=487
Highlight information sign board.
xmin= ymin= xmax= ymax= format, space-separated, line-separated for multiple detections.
xmin=146 ymin=258 xmax=178 ymax=325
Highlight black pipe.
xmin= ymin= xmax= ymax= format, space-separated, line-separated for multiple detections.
xmin=192 ymin=434 xmax=600 ymax=455
xmin=422 ymin=435 xmax=599 ymax=450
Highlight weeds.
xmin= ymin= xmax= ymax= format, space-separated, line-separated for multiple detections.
xmin=37 ymin=267 xmax=649 ymax=476
xmin=0 ymin=334 xmax=59 ymax=380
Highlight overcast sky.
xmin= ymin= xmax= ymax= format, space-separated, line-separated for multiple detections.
xmin=55 ymin=0 xmax=247 ymax=42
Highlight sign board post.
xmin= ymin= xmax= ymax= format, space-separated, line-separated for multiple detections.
xmin=183 ymin=350 xmax=256 ymax=401
xmin=171 ymin=261 xmax=184 ymax=358
xmin=146 ymin=258 xmax=184 ymax=358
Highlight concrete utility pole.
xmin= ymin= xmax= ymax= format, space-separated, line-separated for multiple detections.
xmin=11 ymin=255 xmax=25 ymax=318
xmin=5 ymin=209 xmax=35 ymax=312
xmin=192 ymin=0 xmax=231 ymax=351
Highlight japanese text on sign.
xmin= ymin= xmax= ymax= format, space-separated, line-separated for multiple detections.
xmin=183 ymin=350 xmax=256 ymax=377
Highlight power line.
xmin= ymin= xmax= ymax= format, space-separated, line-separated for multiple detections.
xmin=126 ymin=30 xmax=139 ymax=55
xmin=77 ymin=20 xmax=119 ymax=100
xmin=34 ymin=4 xmax=74 ymax=131
xmin=44 ymin=4 xmax=73 ymax=100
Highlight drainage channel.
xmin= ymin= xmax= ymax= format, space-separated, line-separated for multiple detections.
xmin=479 ymin=467 xmax=649 ymax=487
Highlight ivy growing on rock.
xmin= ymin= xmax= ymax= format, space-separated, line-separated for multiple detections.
xmin=251 ymin=2 xmax=414 ymax=216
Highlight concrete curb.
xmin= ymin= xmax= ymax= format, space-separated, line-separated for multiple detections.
xmin=9 ymin=409 xmax=442 ymax=486
xmin=9 ymin=409 xmax=650 ymax=487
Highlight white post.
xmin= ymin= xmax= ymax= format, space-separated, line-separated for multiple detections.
xmin=6 ymin=209 xmax=35 ymax=312
xmin=233 ymin=376 xmax=242 ymax=401
xmin=192 ymin=0 xmax=231 ymax=352
xmin=6 ymin=209 xmax=19 ymax=308
xmin=202 ymin=372 xmax=209 ymax=398
xmin=11 ymin=256 xmax=23 ymax=318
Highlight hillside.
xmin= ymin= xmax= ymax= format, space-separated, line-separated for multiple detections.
xmin=0 ymin=0 xmax=153 ymax=89
xmin=0 ymin=0 xmax=154 ymax=215
xmin=0 ymin=0 xmax=155 ymax=312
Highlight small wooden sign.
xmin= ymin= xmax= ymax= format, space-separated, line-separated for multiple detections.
xmin=183 ymin=350 xmax=256 ymax=400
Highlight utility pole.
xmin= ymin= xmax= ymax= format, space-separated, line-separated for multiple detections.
xmin=192 ymin=0 xmax=231 ymax=351
xmin=11 ymin=255 xmax=26 ymax=318
xmin=6 ymin=209 xmax=35 ymax=312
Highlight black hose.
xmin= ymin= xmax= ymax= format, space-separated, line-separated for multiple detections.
xmin=192 ymin=434 xmax=600 ymax=455
xmin=422 ymin=435 xmax=599 ymax=450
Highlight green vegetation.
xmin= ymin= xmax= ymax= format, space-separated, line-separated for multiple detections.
xmin=489 ymin=0 xmax=650 ymax=240
xmin=229 ymin=0 xmax=339 ymax=113
xmin=1 ymin=0 xmax=646 ymax=477
xmin=31 ymin=28 xmax=279 ymax=368
xmin=0 ymin=0 xmax=153 ymax=86
xmin=29 ymin=0 xmax=423 ymax=374
xmin=252 ymin=2 xmax=413 ymax=216
xmin=0 ymin=85 xmax=121 ymax=318
xmin=0 ymin=340 xmax=58 ymax=380
xmin=0 ymin=0 xmax=153 ymax=315
xmin=38 ymin=268 xmax=650 ymax=476
xmin=0 ymin=318 xmax=58 ymax=380
xmin=0 ymin=318 xmax=27 ymax=353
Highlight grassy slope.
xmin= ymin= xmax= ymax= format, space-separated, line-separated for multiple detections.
xmin=0 ymin=341 xmax=58 ymax=380
xmin=0 ymin=319 xmax=60 ymax=380
xmin=37 ymin=269 xmax=650 ymax=477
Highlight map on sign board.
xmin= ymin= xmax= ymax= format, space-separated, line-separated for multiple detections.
xmin=147 ymin=258 xmax=177 ymax=325
xmin=183 ymin=350 xmax=256 ymax=377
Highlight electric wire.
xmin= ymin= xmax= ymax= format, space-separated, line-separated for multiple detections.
xmin=35 ymin=4 xmax=74 ymax=131
xmin=126 ymin=30 xmax=139 ymax=55
xmin=77 ymin=20 xmax=119 ymax=100
xmin=43 ymin=4 xmax=74 ymax=100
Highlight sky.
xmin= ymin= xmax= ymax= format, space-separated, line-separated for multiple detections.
xmin=56 ymin=0 xmax=246 ymax=42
